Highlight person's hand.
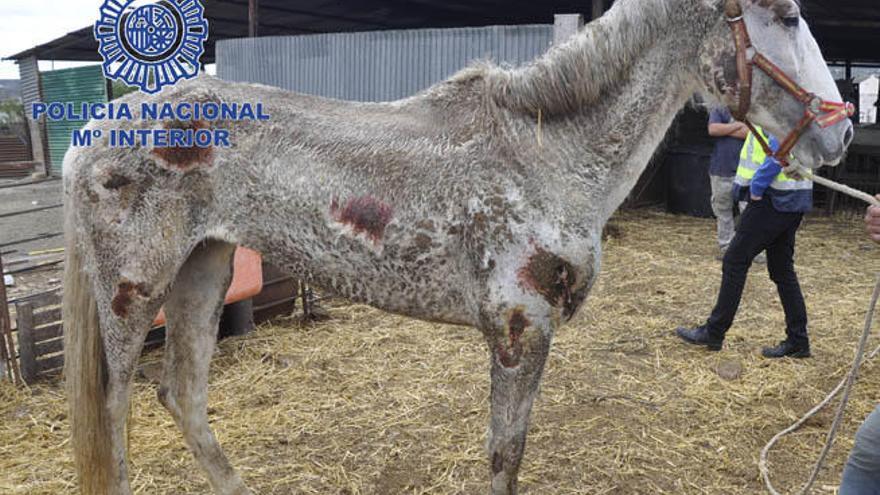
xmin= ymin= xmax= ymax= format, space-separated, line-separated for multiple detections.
xmin=783 ymin=166 xmax=804 ymax=181
xmin=751 ymin=195 xmax=762 ymax=201
xmin=729 ymin=121 xmax=749 ymax=139
xmin=866 ymin=195 xmax=880 ymax=243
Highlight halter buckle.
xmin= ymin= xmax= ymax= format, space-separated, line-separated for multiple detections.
xmin=808 ymin=96 xmax=822 ymax=116
xmin=845 ymin=102 xmax=856 ymax=117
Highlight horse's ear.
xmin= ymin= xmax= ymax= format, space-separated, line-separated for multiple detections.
xmin=724 ymin=0 xmax=743 ymax=17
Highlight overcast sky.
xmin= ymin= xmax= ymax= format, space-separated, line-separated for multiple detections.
xmin=1 ymin=1 xmax=119 ymax=80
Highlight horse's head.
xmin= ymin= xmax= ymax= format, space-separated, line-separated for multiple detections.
xmin=699 ymin=0 xmax=854 ymax=168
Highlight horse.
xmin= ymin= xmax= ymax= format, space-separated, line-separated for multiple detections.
xmin=62 ymin=0 xmax=852 ymax=493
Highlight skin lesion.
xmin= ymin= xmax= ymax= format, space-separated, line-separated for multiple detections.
xmin=516 ymin=246 xmax=594 ymax=322
xmin=492 ymin=451 xmax=504 ymax=474
xmin=110 ymin=278 xmax=151 ymax=318
xmin=495 ymin=307 xmax=530 ymax=369
xmin=151 ymin=119 xmax=215 ymax=170
xmin=102 ymin=173 xmax=133 ymax=190
xmin=517 ymin=247 xmax=576 ymax=308
xmin=330 ymin=195 xmax=394 ymax=244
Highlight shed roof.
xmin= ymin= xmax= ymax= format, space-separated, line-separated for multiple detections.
xmin=5 ymin=0 xmax=593 ymax=63
xmin=5 ymin=0 xmax=880 ymax=65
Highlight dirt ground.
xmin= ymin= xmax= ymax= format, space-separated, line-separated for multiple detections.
xmin=2 ymin=209 xmax=880 ymax=494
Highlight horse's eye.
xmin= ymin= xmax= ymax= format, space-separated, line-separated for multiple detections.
xmin=782 ymin=17 xmax=799 ymax=28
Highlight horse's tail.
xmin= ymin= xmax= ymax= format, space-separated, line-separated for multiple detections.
xmin=63 ymin=197 xmax=114 ymax=493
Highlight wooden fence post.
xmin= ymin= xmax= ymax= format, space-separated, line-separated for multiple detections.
xmin=0 ymin=256 xmax=21 ymax=384
xmin=0 ymin=259 xmax=8 ymax=381
xmin=17 ymin=56 xmax=50 ymax=177
xmin=592 ymin=0 xmax=605 ymax=21
xmin=16 ymin=302 xmax=36 ymax=384
xmin=300 ymin=280 xmax=311 ymax=320
xmin=249 ymin=0 xmax=260 ymax=37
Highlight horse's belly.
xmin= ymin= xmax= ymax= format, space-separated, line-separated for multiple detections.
xmin=251 ymin=216 xmax=477 ymax=326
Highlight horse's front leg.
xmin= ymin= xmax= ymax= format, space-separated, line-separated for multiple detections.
xmin=482 ymin=305 xmax=555 ymax=495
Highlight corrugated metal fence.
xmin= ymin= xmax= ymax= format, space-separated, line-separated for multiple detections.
xmin=18 ymin=57 xmax=44 ymax=167
xmin=41 ymin=65 xmax=108 ymax=174
xmin=18 ymin=60 xmax=41 ymax=116
xmin=217 ymin=25 xmax=554 ymax=102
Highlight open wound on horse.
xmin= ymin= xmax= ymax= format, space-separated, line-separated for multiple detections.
xmin=330 ymin=195 xmax=394 ymax=245
xmin=111 ymin=278 xmax=150 ymax=318
xmin=496 ymin=307 xmax=531 ymax=368
xmin=151 ymin=119 xmax=216 ymax=171
xmin=518 ymin=246 xmax=585 ymax=320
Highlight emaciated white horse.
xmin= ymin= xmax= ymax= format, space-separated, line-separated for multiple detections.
xmin=62 ymin=0 xmax=852 ymax=493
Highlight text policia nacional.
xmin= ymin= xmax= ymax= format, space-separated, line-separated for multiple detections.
xmin=31 ymin=101 xmax=271 ymax=149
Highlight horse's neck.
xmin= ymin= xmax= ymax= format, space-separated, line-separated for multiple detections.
xmin=577 ymin=37 xmax=704 ymax=224
xmin=494 ymin=0 xmax=717 ymax=225
xmin=489 ymin=0 xmax=711 ymax=116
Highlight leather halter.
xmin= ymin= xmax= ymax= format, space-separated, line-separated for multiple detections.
xmin=724 ymin=1 xmax=854 ymax=164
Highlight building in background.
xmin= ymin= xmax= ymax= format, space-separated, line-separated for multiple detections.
xmin=857 ymin=74 xmax=879 ymax=125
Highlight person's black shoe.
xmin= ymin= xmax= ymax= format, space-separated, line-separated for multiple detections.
xmin=761 ymin=340 xmax=811 ymax=359
xmin=675 ymin=326 xmax=722 ymax=351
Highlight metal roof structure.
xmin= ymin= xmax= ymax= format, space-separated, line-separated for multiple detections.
xmin=3 ymin=0 xmax=879 ymax=66
xmin=806 ymin=0 xmax=880 ymax=64
xmin=6 ymin=0 xmax=598 ymax=63
xmin=6 ymin=0 xmax=879 ymax=65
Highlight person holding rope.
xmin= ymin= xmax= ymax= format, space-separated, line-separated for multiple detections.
xmin=838 ymin=203 xmax=880 ymax=494
xmin=676 ymin=126 xmax=813 ymax=358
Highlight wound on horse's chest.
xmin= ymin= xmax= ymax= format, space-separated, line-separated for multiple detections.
xmin=517 ymin=247 xmax=583 ymax=319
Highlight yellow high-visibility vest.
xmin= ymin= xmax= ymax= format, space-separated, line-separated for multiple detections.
xmin=733 ymin=126 xmax=812 ymax=193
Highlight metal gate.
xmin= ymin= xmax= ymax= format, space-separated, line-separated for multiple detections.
xmin=41 ymin=65 xmax=108 ymax=175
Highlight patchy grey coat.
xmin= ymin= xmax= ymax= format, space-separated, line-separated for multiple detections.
xmin=62 ymin=0 xmax=850 ymax=493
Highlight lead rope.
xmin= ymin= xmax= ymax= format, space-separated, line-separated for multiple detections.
xmin=760 ymin=166 xmax=880 ymax=495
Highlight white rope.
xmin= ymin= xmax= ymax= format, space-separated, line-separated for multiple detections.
xmin=760 ymin=166 xmax=880 ymax=495
xmin=801 ymin=169 xmax=880 ymax=208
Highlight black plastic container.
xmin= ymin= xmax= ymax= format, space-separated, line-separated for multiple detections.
xmin=665 ymin=145 xmax=714 ymax=218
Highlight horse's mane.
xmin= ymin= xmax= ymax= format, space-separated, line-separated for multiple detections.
xmin=447 ymin=0 xmax=722 ymax=116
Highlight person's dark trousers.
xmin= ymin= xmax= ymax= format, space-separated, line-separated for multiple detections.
xmin=705 ymin=196 xmax=809 ymax=346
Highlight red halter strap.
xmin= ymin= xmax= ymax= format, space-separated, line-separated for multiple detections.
xmin=724 ymin=11 xmax=854 ymax=164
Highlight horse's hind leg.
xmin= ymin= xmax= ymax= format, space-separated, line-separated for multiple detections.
xmin=100 ymin=313 xmax=164 ymax=495
xmin=158 ymin=240 xmax=250 ymax=495
xmin=76 ymin=265 xmax=172 ymax=494
xmin=483 ymin=307 xmax=554 ymax=495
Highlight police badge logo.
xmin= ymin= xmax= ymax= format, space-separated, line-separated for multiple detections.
xmin=94 ymin=0 xmax=209 ymax=94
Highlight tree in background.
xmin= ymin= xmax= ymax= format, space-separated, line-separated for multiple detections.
xmin=111 ymin=81 xmax=138 ymax=100
xmin=0 ymin=99 xmax=28 ymax=146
